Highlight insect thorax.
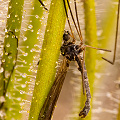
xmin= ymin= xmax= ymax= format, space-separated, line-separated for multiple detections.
xmin=60 ymin=42 xmax=82 ymax=61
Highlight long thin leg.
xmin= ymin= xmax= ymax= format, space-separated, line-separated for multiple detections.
xmin=38 ymin=0 xmax=48 ymax=11
xmin=102 ymin=0 xmax=120 ymax=64
xmin=85 ymin=45 xmax=111 ymax=52
xmin=75 ymin=51 xmax=91 ymax=118
xmin=76 ymin=55 xmax=85 ymax=95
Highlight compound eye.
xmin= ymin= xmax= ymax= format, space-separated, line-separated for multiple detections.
xmin=63 ymin=31 xmax=70 ymax=41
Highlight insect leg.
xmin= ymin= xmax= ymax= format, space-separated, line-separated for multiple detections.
xmin=38 ymin=0 xmax=48 ymax=11
xmin=75 ymin=51 xmax=91 ymax=118
xmin=75 ymin=55 xmax=85 ymax=95
xmin=102 ymin=0 xmax=120 ymax=64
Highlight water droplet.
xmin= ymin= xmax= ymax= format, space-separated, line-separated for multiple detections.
xmin=23 ymin=28 xmax=27 ymax=31
xmin=9 ymin=6 xmax=12 ymax=9
xmin=31 ymin=30 xmax=34 ymax=32
xmin=15 ymin=15 xmax=18 ymax=17
xmin=36 ymin=82 xmax=39 ymax=85
xmin=0 ymin=96 xmax=5 ymax=103
xmin=22 ymin=73 xmax=27 ymax=78
xmin=5 ymin=34 xmax=9 ymax=38
xmin=12 ymin=20 xmax=15 ymax=22
xmin=2 ymin=59 xmax=5 ymax=62
xmin=28 ymin=24 xmax=33 ymax=29
xmin=5 ymin=52 xmax=8 ymax=55
xmin=5 ymin=29 xmax=8 ymax=32
xmin=19 ymin=90 xmax=25 ymax=94
xmin=23 ymin=52 xmax=28 ymax=56
xmin=47 ymin=29 xmax=49 ymax=32
xmin=6 ymin=43 xmax=10 ymax=47
xmin=8 ymin=56 xmax=12 ymax=59
xmin=5 ymin=71 xmax=10 ymax=78
xmin=17 ymin=97 xmax=21 ymax=101
xmin=7 ymin=14 xmax=10 ymax=18
xmin=0 ymin=67 xmax=4 ymax=73
xmin=35 ymin=15 xmax=39 ymax=19
xmin=21 ymin=84 xmax=26 ymax=88
xmin=0 ymin=110 xmax=6 ymax=117
xmin=23 ymin=37 xmax=27 ymax=41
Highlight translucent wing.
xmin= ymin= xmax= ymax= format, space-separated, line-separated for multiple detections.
xmin=38 ymin=58 xmax=70 ymax=120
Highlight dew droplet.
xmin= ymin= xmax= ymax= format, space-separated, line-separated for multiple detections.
xmin=15 ymin=15 xmax=18 ymax=17
xmin=28 ymin=24 xmax=33 ymax=29
xmin=0 ymin=96 xmax=5 ymax=103
xmin=8 ymin=56 xmax=12 ymax=59
xmin=22 ymin=73 xmax=27 ymax=78
xmin=21 ymin=84 xmax=26 ymax=88
xmin=5 ymin=52 xmax=8 ymax=55
xmin=6 ymin=43 xmax=10 ymax=47
xmin=35 ymin=15 xmax=39 ymax=18
xmin=12 ymin=20 xmax=15 ymax=22
xmin=9 ymin=6 xmax=12 ymax=9
xmin=7 ymin=14 xmax=10 ymax=18
xmin=0 ymin=67 xmax=4 ymax=73
xmin=36 ymin=82 xmax=39 ymax=85
xmin=5 ymin=71 xmax=10 ymax=78
xmin=5 ymin=34 xmax=9 ymax=38
xmin=23 ymin=52 xmax=28 ymax=56
xmin=23 ymin=37 xmax=27 ymax=41
xmin=5 ymin=29 xmax=8 ymax=33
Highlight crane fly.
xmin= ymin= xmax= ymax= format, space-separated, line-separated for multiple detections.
xmin=38 ymin=0 xmax=119 ymax=119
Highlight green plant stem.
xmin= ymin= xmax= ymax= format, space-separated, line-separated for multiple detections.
xmin=4 ymin=0 xmax=45 ymax=119
xmin=0 ymin=0 xmax=24 ymax=119
xmin=29 ymin=0 xmax=67 ymax=120
xmin=0 ymin=0 xmax=24 ymax=96
xmin=79 ymin=0 xmax=97 ymax=120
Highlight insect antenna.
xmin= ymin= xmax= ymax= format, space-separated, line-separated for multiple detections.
xmin=102 ymin=0 xmax=120 ymax=64
xmin=74 ymin=0 xmax=83 ymax=43
xmin=66 ymin=0 xmax=83 ymax=43
xmin=63 ymin=0 xmax=76 ymax=42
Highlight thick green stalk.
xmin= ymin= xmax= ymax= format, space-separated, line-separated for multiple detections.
xmin=4 ymin=0 xmax=46 ymax=120
xmin=79 ymin=0 xmax=97 ymax=120
xmin=29 ymin=0 xmax=66 ymax=120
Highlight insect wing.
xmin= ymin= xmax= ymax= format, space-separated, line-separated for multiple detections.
xmin=38 ymin=58 xmax=70 ymax=120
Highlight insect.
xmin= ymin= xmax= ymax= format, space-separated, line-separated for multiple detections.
xmin=38 ymin=0 xmax=119 ymax=119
